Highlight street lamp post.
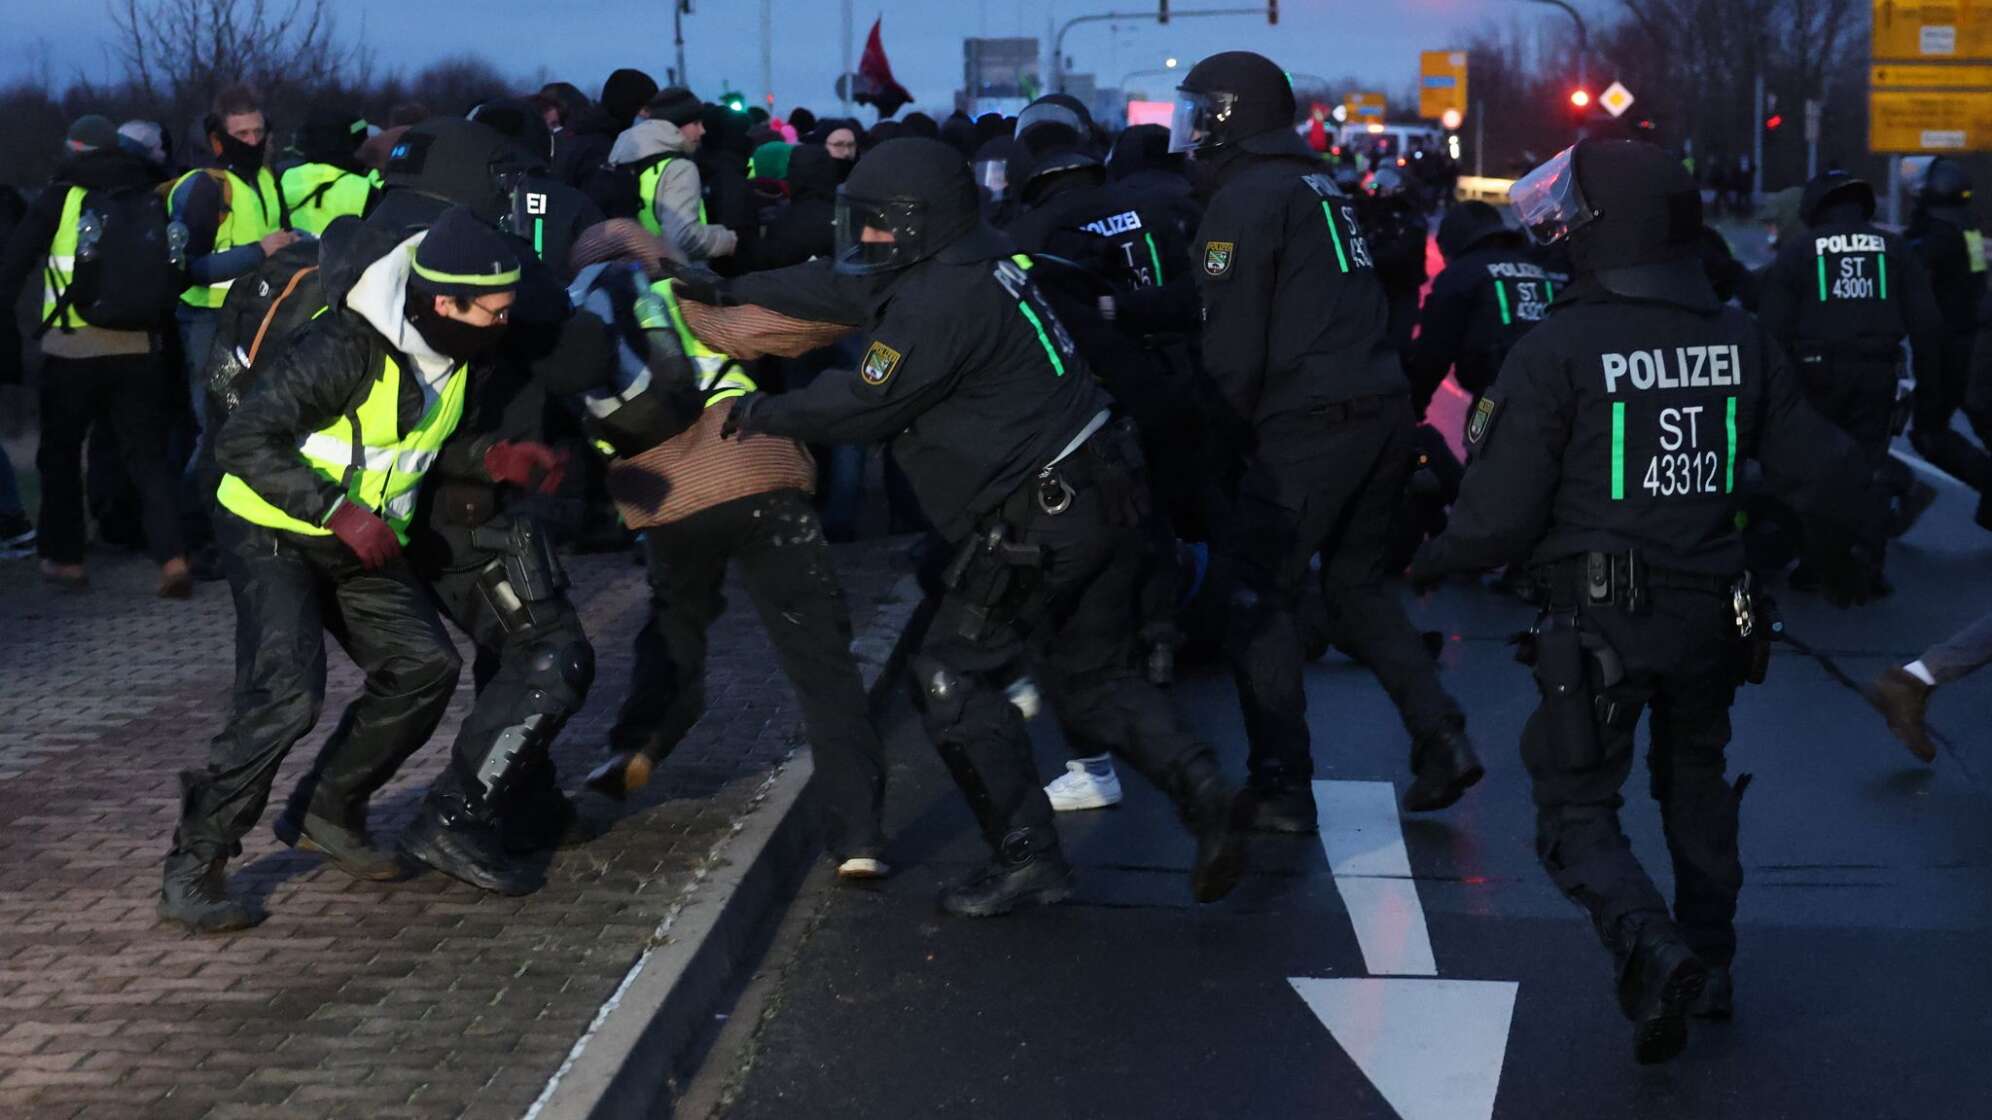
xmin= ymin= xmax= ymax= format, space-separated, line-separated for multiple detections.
xmin=1518 ymin=0 xmax=1589 ymax=135
xmin=1052 ymin=7 xmax=1266 ymax=93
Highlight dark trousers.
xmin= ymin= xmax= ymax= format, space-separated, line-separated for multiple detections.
xmin=172 ymin=515 xmax=462 ymax=860
xmin=1219 ymin=395 xmax=1464 ymax=788
xmin=1523 ymin=588 xmax=1748 ymax=967
xmin=914 ymin=481 xmax=1207 ymax=853
xmin=610 ymin=489 xmax=886 ymax=857
xmin=36 ymin=352 xmax=184 ymax=565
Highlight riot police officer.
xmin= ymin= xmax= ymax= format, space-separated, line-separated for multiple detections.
xmin=720 ymin=137 xmax=1247 ymax=916
xmin=1353 ymin=165 xmax=1430 ymax=357
xmin=1409 ymin=200 xmax=1564 ymax=428
xmin=1758 ymin=170 xmax=1945 ymax=569
xmin=1410 ymin=140 xmax=1882 ymax=1062
xmin=1904 ymin=157 xmax=1992 ymax=493
xmin=1171 ymin=50 xmax=1479 ymax=822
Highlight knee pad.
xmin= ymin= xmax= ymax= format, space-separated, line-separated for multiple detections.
xmin=527 ymin=636 xmax=596 ymax=698
xmin=910 ymin=655 xmax=969 ymax=732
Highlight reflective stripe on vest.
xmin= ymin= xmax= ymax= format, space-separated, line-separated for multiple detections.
xmin=41 ymin=187 xmax=86 ymax=329
xmin=637 ymin=156 xmax=708 ymax=236
xmin=649 ymin=280 xmax=756 ymax=404
xmin=215 ymin=352 xmax=468 ymax=542
xmin=173 ymin=167 xmax=283 ymax=309
xmin=281 ymin=163 xmax=373 ymax=236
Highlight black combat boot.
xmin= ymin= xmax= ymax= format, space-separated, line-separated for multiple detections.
xmin=1616 ymin=918 xmax=1709 ymax=1065
xmin=158 ymin=850 xmax=262 ymax=933
xmin=1402 ymin=727 xmax=1485 ymax=813
xmin=1241 ymin=780 xmax=1318 ymax=834
xmin=938 ymin=829 xmax=1075 ymax=918
xmin=503 ymin=784 xmax=606 ymax=855
xmin=273 ymin=805 xmax=405 ymax=881
xmin=399 ymin=793 xmax=540 ymax=896
xmin=1691 ymin=965 xmax=1734 ymax=1021
xmin=1175 ymin=754 xmax=1248 ymax=904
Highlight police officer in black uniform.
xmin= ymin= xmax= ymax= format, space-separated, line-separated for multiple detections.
xmin=1409 ymin=200 xmax=1564 ymax=428
xmin=1904 ymin=157 xmax=1992 ymax=494
xmin=1172 ymin=51 xmax=1480 ymax=822
xmin=1410 ymin=140 xmax=1883 ymax=1063
xmin=720 ymin=137 xmax=1247 ymax=917
xmin=1353 ymin=165 xmax=1431 ymax=358
xmin=1758 ymin=170 xmax=1945 ymax=573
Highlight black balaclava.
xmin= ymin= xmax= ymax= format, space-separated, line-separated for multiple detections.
xmin=210 ymin=116 xmax=268 ymax=180
xmin=1565 ymin=140 xmax=1714 ymax=307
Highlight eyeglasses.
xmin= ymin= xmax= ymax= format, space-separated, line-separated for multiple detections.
xmin=465 ymin=299 xmax=513 ymax=324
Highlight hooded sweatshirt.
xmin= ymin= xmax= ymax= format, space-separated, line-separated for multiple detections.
xmin=609 ymin=118 xmax=738 ymax=262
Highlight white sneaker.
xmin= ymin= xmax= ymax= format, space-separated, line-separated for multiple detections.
xmin=836 ymin=857 xmax=891 ymax=880
xmin=1044 ymin=758 xmax=1123 ymax=812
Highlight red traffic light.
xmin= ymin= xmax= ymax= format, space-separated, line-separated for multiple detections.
xmin=1765 ymin=113 xmax=1784 ymax=130
xmin=1569 ymin=88 xmax=1591 ymax=108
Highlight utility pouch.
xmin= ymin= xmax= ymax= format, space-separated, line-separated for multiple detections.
xmin=470 ymin=516 xmax=568 ymax=603
xmin=942 ymin=523 xmax=1043 ymax=643
xmin=1532 ymin=612 xmax=1605 ymax=771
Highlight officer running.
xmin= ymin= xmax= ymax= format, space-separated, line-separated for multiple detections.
xmin=720 ymin=137 xmax=1248 ymax=917
xmin=1903 ymin=157 xmax=1992 ymax=501
xmin=1409 ymin=200 xmax=1564 ymax=431
xmin=1171 ymin=50 xmax=1480 ymax=824
xmin=1410 ymin=140 xmax=1883 ymax=1063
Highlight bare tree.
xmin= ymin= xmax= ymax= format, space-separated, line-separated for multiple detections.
xmin=108 ymin=0 xmax=359 ymax=109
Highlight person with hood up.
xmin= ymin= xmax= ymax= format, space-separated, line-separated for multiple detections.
xmin=0 ymin=114 xmax=192 ymax=595
xmin=609 ymin=87 xmax=737 ymax=263
xmin=281 ymin=105 xmax=378 ymax=235
xmin=554 ymin=66 xmax=657 ymax=187
xmin=750 ymin=142 xmax=840 ymax=270
xmin=695 ymin=102 xmax=761 ymax=275
xmin=160 ymin=207 xmax=538 ymax=932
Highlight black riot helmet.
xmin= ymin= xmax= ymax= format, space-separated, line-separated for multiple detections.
xmin=467 ymin=97 xmax=556 ymax=169
xmin=1512 ymin=139 xmax=1712 ymax=305
xmin=834 ymin=137 xmax=989 ymax=275
xmin=1014 ymin=95 xmax=1094 ymax=148
xmin=1435 ymin=200 xmax=1521 ymax=260
xmin=1107 ymin=123 xmax=1184 ymax=181
xmin=383 ymin=116 xmax=541 ymax=225
xmin=1920 ymin=156 xmax=1973 ymax=217
xmin=1798 ymin=170 xmax=1877 ymax=227
xmin=1007 ymin=141 xmax=1105 ymax=206
xmin=1170 ymin=50 xmax=1296 ymax=154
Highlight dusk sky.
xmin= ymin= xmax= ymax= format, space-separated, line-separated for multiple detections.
xmin=2 ymin=1 xmax=1580 ymax=115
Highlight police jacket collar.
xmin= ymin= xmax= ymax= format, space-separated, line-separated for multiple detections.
xmin=1556 ymin=257 xmax=1722 ymax=314
xmin=934 ymin=222 xmax=1013 ymax=265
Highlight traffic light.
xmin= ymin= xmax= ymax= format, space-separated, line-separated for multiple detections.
xmin=1764 ymin=113 xmax=1784 ymax=132
xmin=1269 ymin=0 xmax=1279 ymax=24
xmin=721 ymin=90 xmax=746 ymax=112
xmin=1158 ymin=0 xmax=1168 ymax=23
xmin=1569 ymin=88 xmax=1591 ymax=109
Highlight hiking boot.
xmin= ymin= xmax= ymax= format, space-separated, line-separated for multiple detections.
xmin=1866 ymin=667 xmax=1936 ymax=763
xmin=158 ymin=851 xmax=261 ymax=934
xmin=938 ymin=831 xmax=1074 ymax=918
xmin=399 ymin=796 xmax=539 ymax=896
xmin=1617 ymin=920 xmax=1708 ymax=1065
xmin=1691 ymin=965 xmax=1734 ymax=1021
xmin=503 ymin=786 xmax=605 ymax=855
xmin=1241 ymin=781 xmax=1318 ymax=834
xmin=1177 ymin=756 xmax=1247 ymax=904
xmin=1403 ymin=728 xmax=1485 ymax=813
xmin=273 ymin=809 xmax=404 ymax=881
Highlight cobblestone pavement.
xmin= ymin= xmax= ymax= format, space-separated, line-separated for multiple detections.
xmin=0 ymin=537 xmax=906 ymax=1119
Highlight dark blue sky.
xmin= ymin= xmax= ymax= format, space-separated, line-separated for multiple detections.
xmin=5 ymin=1 xmax=1577 ymax=116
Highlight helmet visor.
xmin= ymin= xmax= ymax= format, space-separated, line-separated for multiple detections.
xmin=1509 ymin=145 xmax=1598 ymax=245
xmin=1168 ymin=90 xmax=1237 ymax=153
xmin=1014 ymin=101 xmax=1087 ymax=142
xmin=833 ymin=190 xmax=929 ymax=275
xmin=973 ymin=158 xmax=1008 ymax=200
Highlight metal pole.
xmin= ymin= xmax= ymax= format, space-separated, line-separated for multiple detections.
xmin=1888 ymin=155 xmax=1903 ymax=226
xmin=675 ymin=3 xmax=688 ymax=91
xmin=1053 ymin=7 xmax=1266 ymax=93
xmin=1520 ymin=0 xmax=1588 ymax=138
xmin=841 ymin=0 xmax=854 ymax=113
xmin=1474 ymin=99 xmax=1484 ymax=176
xmin=1752 ymin=69 xmax=1765 ymax=204
xmin=760 ymin=0 xmax=773 ymax=111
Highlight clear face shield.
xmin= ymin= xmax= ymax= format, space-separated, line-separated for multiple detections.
xmin=1013 ymin=102 xmax=1087 ymax=142
xmin=974 ymin=158 xmax=1008 ymax=203
xmin=1509 ymin=145 xmax=1598 ymax=245
xmin=1167 ymin=89 xmax=1237 ymax=154
xmin=833 ymin=190 xmax=928 ymax=276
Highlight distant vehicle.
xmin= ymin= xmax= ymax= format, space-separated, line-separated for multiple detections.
xmin=1335 ymin=122 xmax=1444 ymax=164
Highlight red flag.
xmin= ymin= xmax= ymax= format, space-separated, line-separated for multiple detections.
xmin=852 ymin=17 xmax=913 ymax=118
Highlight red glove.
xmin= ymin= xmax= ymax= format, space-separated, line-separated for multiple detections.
xmin=484 ymin=440 xmax=569 ymax=494
xmin=326 ymin=502 xmax=402 ymax=570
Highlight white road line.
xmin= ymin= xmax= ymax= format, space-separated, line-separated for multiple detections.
xmin=1290 ymin=978 xmax=1519 ymax=1120
xmin=1890 ymin=448 xmax=1969 ymax=489
xmin=1314 ymin=780 xmax=1437 ymax=977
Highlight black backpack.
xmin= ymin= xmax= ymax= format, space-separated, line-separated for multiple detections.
xmin=40 ymin=184 xmax=186 ymax=333
xmin=201 ymin=238 xmax=325 ymax=419
xmin=582 ymin=152 xmax=666 ymax=222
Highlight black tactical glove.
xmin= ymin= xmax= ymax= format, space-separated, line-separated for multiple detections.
xmin=719 ymin=392 xmax=764 ymax=440
xmin=661 ymin=261 xmax=735 ymax=307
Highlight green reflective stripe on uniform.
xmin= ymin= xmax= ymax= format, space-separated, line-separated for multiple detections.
xmin=1012 ymin=254 xmax=1034 ymax=269
xmin=1968 ymin=229 xmax=1988 ymax=273
xmin=1016 ymin=300 xmax=1066 ymax=377
xmin=1724 ymin=395 xmax=1738 ymax=493
xmin=41 ymin=187 xmax=86 ymax=329
xmin=1610 ymin=401 xmax=1626 ymax=501
xmin=1544 ymin=280 xmax=1555 ymax=301
xmin=1815 ymin=252 xmax=1828 ymax=301
xmin=1879 ymin=253 xmax=1889 ymax=299
xmin=1494 ymin=279 xmax=1512 ymax=326
xmin=173 ymin=167 xmax=282 ymax=308
xmin=533 ymin=217 xmax=544 ymax=259
xmin=1142 ymin=232 xmax=1164 ymax=284
xmin=1321 ymin=201 xmax=1350 ymax=273
xmin=216 ymin=353 xmax=468 ymax=541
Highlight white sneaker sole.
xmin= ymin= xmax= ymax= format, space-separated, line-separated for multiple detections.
xmin=1045 ymin=788 xmax=1123 ymax=812
xmin=837 ymin=857 xmax=891 ymax=879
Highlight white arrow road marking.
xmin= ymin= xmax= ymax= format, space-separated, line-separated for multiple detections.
xmin=1314 ymin=779 xmax=1436 ymax=976
xmin=1289 ymin=978 xmax=1519 ymax=1120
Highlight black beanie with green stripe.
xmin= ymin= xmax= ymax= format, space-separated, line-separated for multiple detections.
xmin=407 ymin=207 xmax=521 ymax=299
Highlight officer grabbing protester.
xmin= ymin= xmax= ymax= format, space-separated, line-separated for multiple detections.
xmin=720 ymin=137 xmax=1248 ymax=917
xmin=1172 ymin=51 xmax=1480 ymax=823
xmin=1410 ymin=140 xmax=1885 ymax=1063
xmin=161 ymin=208 xmax=525 ymax=932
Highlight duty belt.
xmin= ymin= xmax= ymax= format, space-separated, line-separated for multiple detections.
xmin=1538 ymin=550 xmax=1737 ymax=614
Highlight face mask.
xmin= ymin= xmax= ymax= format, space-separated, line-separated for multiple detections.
xmin=216 ymin=133 xmax=266 ymax=174
xmin=407 ymin=299 xmax=509 ymax=361
xmin=831 ymin=157 xmax=856 ymax=184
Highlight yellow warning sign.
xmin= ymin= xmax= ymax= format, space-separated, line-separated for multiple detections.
xmin=1417 ymin=51 xmax=1468 ymax=121
xmin=1872 ymin=1 xmax=1992 ymax=61
xmin=1869 ymin=87 xmax=1992 ymax=151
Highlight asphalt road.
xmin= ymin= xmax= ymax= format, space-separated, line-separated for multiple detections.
xmin=681 ymin=437 xmax=1992 ymax=1120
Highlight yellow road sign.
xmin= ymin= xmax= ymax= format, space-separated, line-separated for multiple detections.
xmin=1873 ymin=1 xmax=1992 ymax=60
xmin=1345 ymin=90 xmax=1388 ymax=120
xmin=1870 ymin=87 xmax=1992 ymax=151
xmin=1599 ymin=81 xmax=1636 ymax=118
xmin=1872 ymin=62 xmax=1992 ymax=85
xmin=1418 ymin=50 xmax=1468 ymax=121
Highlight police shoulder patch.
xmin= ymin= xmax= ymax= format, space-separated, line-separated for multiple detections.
xmin=1466 ymin=396 xmax=1500 ymax=447
xmin=1203 ymin=240 xmax=1235 ymax=277
xmin=860 ymin=340 xmax=904 ymax=387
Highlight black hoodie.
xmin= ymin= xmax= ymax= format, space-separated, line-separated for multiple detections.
xmin=749 ymin=143 xmax=839 ymax=270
